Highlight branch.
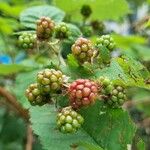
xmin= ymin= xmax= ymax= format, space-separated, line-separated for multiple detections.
xmin=26 ymin=125 xmax=33 ymax=150
xmin=0 ymin=86 xmax=29 ymax=121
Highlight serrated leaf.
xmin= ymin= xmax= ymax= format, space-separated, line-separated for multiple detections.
xmin=68 ymin=23 xmax=82 ymax=40
xmin=0 ymin=64 xmax=34 ymax=75
xmin=80 ymin=101 xmax=136 ymax=150
xmin=95 ymin=57 xmax=150 ymax=89
xmin=12 ymin=70 xmax=40 ymax=109
xmin=29 ymin=104 xmax=99 ymax=150
xmin=53 ymin=0 xmax=130 ymax=21
xmin=20 ymin=5 xmax=65 ymax=29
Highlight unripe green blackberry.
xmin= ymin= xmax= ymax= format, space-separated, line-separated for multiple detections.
xmin=81 ymin=26 xmax=93 ymax=37
xmin=57 ymin=107 xmax=84 ymax=134
xmin=25 ymin=83 xmax=49 ymax=105
xmin=99 ymin=77 xmax=127 ymax=108
xmin=55 ymin=22 xmax=70 ymax=39
xmin=18 ymin=32 xmax=36 ymax=49
xmin=68 ymin=79 xmax=98 ymax=109
xmin=96 ymin=34 xmax=116 ymax=51
xmin=91 ymin=20 xmax=105 ymax=33
xmin=80 ymin=5 xmax=92 ymax=18
xmin=36 ymin=16 xmax=55 ymax=40
xmin=71 ymin=37 xmax=95 ymax=64
xmin=37 ymin=69 xmax=63 ymax=93
xmin=99 ymin=76 xmax=114 ymax=95
xmin=109 ymin=85 xmax=127 ymax=108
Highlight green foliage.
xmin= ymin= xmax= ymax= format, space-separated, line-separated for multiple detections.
xmin=20 ymin=5 xmax=65 ymax=29
xmin=53 ymin=0 xmax=130 ymax=21
xmin=80 ymin=101 xmax=136 ymax=150
xmin=29 ymin=104 xmax=101 ymax=150
xmin=0 ymin=64 xmax=35 ymax=75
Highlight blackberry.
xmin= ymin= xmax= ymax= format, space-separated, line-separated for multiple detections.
xmin=68 ymin=79 xmax=98 ymax=109
xmin=18 ymin=32 xmax=36 ymax=49
xmin=36 ymin=16 xmax=55 ymax=40
xmin=57 ymin=107 xmax=84 ymax=134
xmin=96 ymin=34 xmax=116 ymax=51
xmin=71 ymin=37 xmax=95 ymax=64
xmin=37 ymin=69 xmax=63 ymax=93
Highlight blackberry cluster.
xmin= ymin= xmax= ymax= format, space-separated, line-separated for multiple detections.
xmin=71 ymin=37 xmax=95 ymax=64
xmin=37 ymin=69 xmax=63 ymax=93
xmin=68 ymin=79 xmax=98 ymax=109
xmin=18 ymin=32 xmax=36 ymax=49
xmin=25 ymin=83 xmax=50 ymax=105
xmin=80 ymin=5 xmax=92 ymax=18
xmin=110 ymin=85 xmax=127 ymax=108
xmin=99 ymin=77 xmax=127 ymax=108
xmin=96 ymin=35 xmax=116 ymax=51
xmin=55 ymin=22 xmax=70 ymax=39
xmin=57 ymin=107 xmax=84 ymax=133
xmin=36 ymin=16 xmax=55 ymax=40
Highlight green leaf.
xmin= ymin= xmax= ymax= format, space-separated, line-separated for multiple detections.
xmin=112 ymin=34 xmax=146 ymax=50
xmin=132 ymin=44 xmax=150 ymax=61
xmin=29 ymin=104 xmax=99 ymax=150
xmin=0 ymin=64 xmax=34 ymax=75
xmin=137 ymin=139 xmax=145 ymax=150
xmin=68 ymin=23 xmax=82 ymax=40
xmin=12 ymin=70 xmax=40 ymax=109
xmin=95 ymin=57 xmax=150 ymax=89
xmin=78 ymin=142 xmax=104 ymax=150
xmin=0 ymin=17 xmax=19 ymax=34
xmin=53 ymin=0 xmax=130 ymax=21
xmin=20 ymin=5 xmax=65 ymax=29
xmin=80 ymin=101 xmax=136 ymax=150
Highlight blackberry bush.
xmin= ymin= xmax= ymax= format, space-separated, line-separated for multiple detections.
xmin=68 ymin=79 xmax=98 ymax=109
xmin=18 ymin=32 xmax=36 ymax=49
xmin=56 ymin=107 xmax=84 ymax=134
xmin=71 ymin=37 xmax=95 ymax=64
xmin=36 ymin=16 xmax=55 ymax=40
xmin=37 ymin=69 xmax=63 ymax=93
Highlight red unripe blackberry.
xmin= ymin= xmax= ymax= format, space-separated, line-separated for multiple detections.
xmin=36 ymin=16 xmax=55 ymax=40
xmin=71 ymin=37 xmax=95 ymax=64
xmin=68 ymin=79 xmax=98 ymax=109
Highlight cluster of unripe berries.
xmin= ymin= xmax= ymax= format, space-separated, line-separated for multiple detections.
xmin=25 ymin=69 xmax=64 ymax=105
xmin=71 ymin=37 xmax=95 ymax=64
xmin=18 ymin=32 xmax=36 ymax=49
xmin=57 ymin=107 xmax=84 ymax=133
xmin=25 ymin=70 xmax=127 ymax=134
xmin=18 ymin=17 xmax=70 ymax=50
xmin=71 ymin=35 xmax=116 ymax=64
xmin=96 ymin=35 xmax=116 ymax=51
xmin=68 ymin=79 xmax=98 ymax=109
xmin=99 ymin=77 xmax=127 ymax=108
